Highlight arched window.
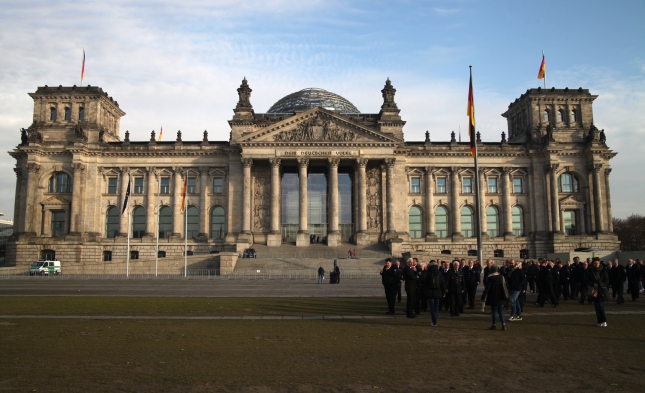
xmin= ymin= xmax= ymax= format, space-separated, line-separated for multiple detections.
xmin=132 ymin=206 xmax=146 ymax=238
xmin=558 ymin=173 xmax=580 ymax=193
xmin=48 ymin=172 xmax=72 ymax=193
xmin=158 ymin=206 xmax=172 ymax=238
xmin=461 ymin=206 xmax=474 ymax=237
xmin=186 ymin=206 xmax=199 ymax=238
xmin=435 ymin=206 xmax=449 ymax=238
xmin=409 ymin=206 xmax=422 ymax=238
xmin=570 ymin=110 xmax=576 ymax=123
xmin=78 ymin=106 xmax=85 ymax=121
xmin=210 ymin=206 xmax=226 ymax=239
xmin=543 ymin=110 xmax=549 ymax=122
xmin=557 ymin=110 xmax=564 ymax=123
xmin=105 ymin=206 xmax=119 ymax=238
xmin=512 ymin=206 xmax=524 ymax=237
xmin=50 ymin=107 xmax=57 ymax=121
xmin=486 ymin=206 xmax=500 ymax=238
xmin=64 ymin=107 xmax=71 ymax=121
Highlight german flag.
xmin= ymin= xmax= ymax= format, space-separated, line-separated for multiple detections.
xmin=81 ymin=48 xmax=86 ymax=85
xmin=180 ymin=174 xmax=188 ymax=212
xmin=466 ymin=68 xmax=476 ymax=157
xmin=537 ymin=51 xmax=546 ymax=80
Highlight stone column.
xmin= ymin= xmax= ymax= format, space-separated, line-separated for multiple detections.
xmin=605 ymin=168 xmax=613 ymax=233
xmin=267 ymin=158 xmax=282 ymax=247
xmin=356 ymin=158 xmax=370 ymax=245
xmin=451 ymin=167 xmax=462 ymax=239
xmin=549 ymin=164 xmax=561 ymax=234
xmin=145 ymin=167 xmax=156 ymax=237
xmin=327 ymin=158 xmax=341 ymax=247
xmin=502 ymin=167 xmax=514 ymax=238
xmin=199 ymin=166 xmax=209 ymax=238
xmin=384 ymin=158 xmax=397 ymax=238
xmin=24 ymin=164 xmax=40 ymax=235
xmin=296 ymin=158 xmax=309 ymax=247
xmin=478 ymin=167 xmax=488 ymax=237
xmin=241 ymin=159 xmax=253 ymax=238
xmin=172 ymin=167 xmax=183 ymax=237
xmin=118 ymin=167 xmax=130 ymax=237
xmin=12 ymin=168 xmax=22 ymax=233
xmin=592 ymin=164 xmax=605 ymax=233
xmin=425 ymin=166 xmax=436 ymax=239
xmin=70 ymin=163 xmax=86 ymax=235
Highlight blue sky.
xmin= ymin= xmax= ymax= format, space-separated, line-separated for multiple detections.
xmin=1 ymin=0 xmax=644 ymax=219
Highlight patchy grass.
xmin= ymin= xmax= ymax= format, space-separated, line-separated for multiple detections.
xmin=1 ymin=297 xmax=644 ymax=392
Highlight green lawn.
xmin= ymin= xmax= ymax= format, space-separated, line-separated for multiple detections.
xmin=1 ymin=297 xmax=644 ymax=392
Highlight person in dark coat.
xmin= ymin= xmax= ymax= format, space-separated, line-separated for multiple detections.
xmin=392 ymin=260 xmax=403 ymax=303
xmin=333 ymin=260 xmax=340 ymax=284
xmin=418 ymin=261 xmax=428 ymax=312
xmin=551 ymin=260 xmax=561 ymax=301
xmin=447 ymin=260 xmax=464 ymax=316
xmin=380 ymin=258 xmax=398 ymax=314
xmin=626 ymin=259 xmax=641 ymax=301
xmin=608 ymin=258 xmax=626 ymax=304
xmin=481 ymin=265 xmax=509 ymax=330
xmin=508 ymin=262 xmax=527 ymax=321
xmin=586 ymin=258 xmax=609 ymax=326
xmin=423 ymin=260 xmax=446 ymax=326
xmin=317 ymin=266 xmax=325 ymax=284
xmin=463 ymin=260 xmax=480 ymax=309
xmin=537 ymin=259 xmax=558 ymax=307
xmin=413 ymin=259 xmax=423 ymax=315
xmin=402 ymin=258 xmax=419 ymax=318
xmin=558 ymin=260 xmax=570 ymax=301
xmin=578 ymin=261 xmax=590 ymax=304
xmin=527 ymin=260 xmax=539 ymax=293
xmin=441 ymin=261 xmax=450 ymax=311
xmin=569 ymin=257 xmax=581 ymax=299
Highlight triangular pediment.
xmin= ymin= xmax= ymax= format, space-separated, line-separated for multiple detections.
xmin=236 ymin=108 xmax=401 ymax=144
xmin=41 ymin=195 xmax=71 ymax=207
xmin=559 ymin=194 xmax=585 ymax=206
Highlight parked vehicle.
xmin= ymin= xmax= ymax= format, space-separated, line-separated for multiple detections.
xmin=29 ymin=260 xmax=61 ymax=275
xmin=243 ymin=248 xmax=257 ymax=258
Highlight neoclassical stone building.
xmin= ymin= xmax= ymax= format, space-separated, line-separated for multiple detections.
xmin=6 ymin=78 xmax=619 ymax=270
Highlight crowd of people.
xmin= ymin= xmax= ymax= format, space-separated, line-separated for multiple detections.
xmin=379 ymin=256 xmax=645 ymax=330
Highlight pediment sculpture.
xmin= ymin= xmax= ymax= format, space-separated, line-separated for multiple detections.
xmin=273 ymin=115 xmax=357 ymax=142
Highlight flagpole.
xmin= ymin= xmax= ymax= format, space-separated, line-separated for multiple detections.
xmin=184 ymin=170 xmax=188 ymax=278
xmin=469 ymin=66 xmax=484 ymax=269
xmin=126 ymin=174 xmax=131 ymax=278
xmin=155 ymin=171 xmax=159 ymax=277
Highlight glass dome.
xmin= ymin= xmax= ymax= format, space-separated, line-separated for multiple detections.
xmin=267 ymin=88 xmax=360 ymax=114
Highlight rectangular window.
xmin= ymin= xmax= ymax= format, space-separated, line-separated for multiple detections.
xmin=103 ymin=251 xmax=112 ymax=262
xmin=564 ymin=210 xmax=577 ymax=236
xmin=212 ymin=177 xmax=223 ymax=194
xmin=462 ymin=177 xmax=472 ymax=194
xmin=108 ymin=178 xmax=118 ymax=194
xmin=436 ymin=177 xmax=446 ymax=194
xmin=410 ymin=177 xmax=420 ymax=194
xmin=513 ymin=177 xmax=523 ymax=193
xmin=133 ymin=177 xmax=144 ymax=194
xmin=160 ymin=177 xmax=170 ymax=194
xmin=51 ymin=210 xmax=66 ymax=237
xmin=488 ymin=178 xmax=498 ymax=193
xmin=187 ymin=177 xmax=197 ymax=194
xmin=78 ymin=107 xmax=85 ymax=121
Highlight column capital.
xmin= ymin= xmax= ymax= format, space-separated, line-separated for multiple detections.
xmin=545 ymin=163 xmax=559 ymax=173
xmin=478 ymin=166 xmax=487 ymax=176
xmin=241 ymin=158 xmax=253 ymax=168
xmin=589 ymin=163 xmax=603 ymax=173
xmin=269 ymin=158 xmax=281 ymax=167
xmin=119 ymin=166 xmax=130 ymax=174
xmin=172 ymin=166 xmax=184 ymax=174
xmin=425 ymin=166 xmax=434 ymax=174
xmin=604 ymin=167 xmax=612 ymax=176
xmin=502 ymin=166 xmax=513 ymax=175
xmin=13 ymin=167 xmax=22 ymax=176
xmin=384 ymin=158 xmax=396 ymax=167
xmin=145 ymin=166 xmax=156 ymax=174
xmin=71 ymin=163 xmax=86 ymax=173
xmin=328 ymin=158 xmax=340 ymax=167
xmin=198 ymin=166 xmax=210 ymax=174
xmin=297 ymin=157 xmax=309 ymax=167
xmin=450 ymin=166 xmax=460 ymax=175
xmin=356 ymin=158 xmax=368 ymax=167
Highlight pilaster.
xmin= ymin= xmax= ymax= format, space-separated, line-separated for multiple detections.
xmin=267 ymin=158 xmax=282 ymax=246
xmin=327 ymin=158 xmax=341 ymax=247
xmin=296 ymin=158 xmax=310 ymax=247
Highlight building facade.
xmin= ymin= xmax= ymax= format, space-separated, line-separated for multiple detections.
xmin=6 ymin=79 xmax=619 ymax=271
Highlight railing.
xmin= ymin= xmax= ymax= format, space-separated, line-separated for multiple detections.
xmin=0 ymin=269 xmax=381 ymax=280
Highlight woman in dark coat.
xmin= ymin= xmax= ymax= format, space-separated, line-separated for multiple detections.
xmin=423 ymin=260 xmax=446 ymax=327
xmin=481 ymin=265 xmax=509 ymax=330
xmin=586 ymin=258 xmax=610 ymax=327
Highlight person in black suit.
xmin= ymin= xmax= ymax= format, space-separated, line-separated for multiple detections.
xmin=392 ymin=260 xmax=403 ymax=303
xmin=537 ymin=259 xmax=558 ymax=308
xmin=558 ymin=260 xmax=570 ymax=301
xmin=380 ymin=258 xmax=399 ymax=314
xmin=569 ymin=257 xmax=580 ymax=299
xmin=578 ymin=261 xmax=590 ymax=304
xmin=423 ymin=260 xmax=446 ymax=327
xmin=609 ymin=258 xmax=626 ymax=304
xmin=626 ymin=259 xmax=641 ymax=301
xmin=463 ymin=260 xmax=480 ymax=309
xmin=447 ymin=260 xmax=464 ymax=316
xmin=440 ymin=261 xmax=450 ymax=311
xmin=551 ymin=260 xmax=561 ymax=302
xmin=402 ymin=258 xmax=419 ymax=318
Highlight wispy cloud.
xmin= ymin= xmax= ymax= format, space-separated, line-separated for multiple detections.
xmin=433 ymin=7 xmax=461 ymax=16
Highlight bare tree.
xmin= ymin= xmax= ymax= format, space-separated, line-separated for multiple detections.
xmin=613 ymin=215 xmax=645 ymax=251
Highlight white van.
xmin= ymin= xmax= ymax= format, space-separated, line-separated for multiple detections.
xmin=29 ymin=260 xmax=62 ymax=275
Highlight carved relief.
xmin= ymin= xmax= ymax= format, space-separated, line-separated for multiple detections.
xmin=366 ymin=164 xmax=382 ymax=232
xmin=252 ymin=166 xmax=271 ymax=231
xmin=273 ymin=115 xmax=357 ymax=142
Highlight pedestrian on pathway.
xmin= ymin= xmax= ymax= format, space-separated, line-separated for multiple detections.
xmin=333 ymin=259 xmax=341 ymax=284
xmin=482 ymin=265 xmax=509 ymax=331
xmin=424 ymin=260 xmax=446 ymax=326
xmin=317 ymin=266 xmax=325 ymax=284
xmin=586 ymin=257 xmax=609 ymax=327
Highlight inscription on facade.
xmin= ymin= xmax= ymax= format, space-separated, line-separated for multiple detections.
xmin=278 ymin=150 xmax=359 ymax=157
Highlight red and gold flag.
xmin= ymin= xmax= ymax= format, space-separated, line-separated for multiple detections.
xmin=466 ymin=69 xmax=476 ymax=157
xmin=158 ymin=126 xmax=163 ymax=141
xmin=180 ymin=175 xmax=188 ymax=212
xmin=81 ymin=48 xmax=86 ymax=85
xmin=537 ymin=51 xmax=546 ymax=79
